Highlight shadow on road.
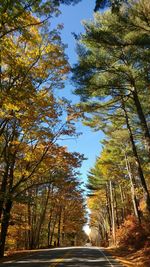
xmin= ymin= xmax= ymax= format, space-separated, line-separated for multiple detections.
xmin=0 ymin=247 xmax=123 ymax=267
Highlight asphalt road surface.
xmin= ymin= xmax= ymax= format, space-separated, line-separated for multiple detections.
xmin=0 ymin=247 xmax=124 ymax=267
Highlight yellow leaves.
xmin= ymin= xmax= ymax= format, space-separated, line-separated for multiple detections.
xmin=0 ymin=1 xmax=86 ymax=254
xmin=1 ymin=19 xmax=69 ymax=102
xmin=87 ymin=196 xmax=95 ymax=209
xmin=87 ymin=188 xmax=106 ymax=211
xmin=139 ymin=199 xmax=147 ymax=213
xmin=44 ymin=43 xmax=58 ymax=54
xmin=3 ymin=102 xmax=20 ymax=112
xmin=0 ymin=110 xmax=5 ymax=117
xmin=24 ymin=152 xmax=33 ymax=162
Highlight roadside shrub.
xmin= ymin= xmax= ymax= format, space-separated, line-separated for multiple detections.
xmin=116 ymin=215 xmax=150 ymax=250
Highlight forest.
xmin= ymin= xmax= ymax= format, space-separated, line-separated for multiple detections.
xmin=0 ymin=0 xmax=150 ymax=264
xmin=72 ymin=0 xmax=150 ymax=255
xmin=0 ymin=0 xmax=88 ymax=258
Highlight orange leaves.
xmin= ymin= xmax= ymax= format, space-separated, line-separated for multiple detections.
xmin=6 ymin=203 xmax=29 ymax=250
xmin=116 ymin=215 xmax=150 ymax=249
xmin=0 ymin=0 xmax=87 ymax=256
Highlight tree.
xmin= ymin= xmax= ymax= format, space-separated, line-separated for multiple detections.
xmin=0 ymin=0 xmax=86 ymax=256
xmin=72 ymin=0 xmax=150 ymax=214
xmin=72 ymin=1 xmax=150 ymax=153
xmin=94 ymin=0 xmax=127 ymax=12
xmin=6 ymin=166 xmax=87 ymax=250
xmin=0 ymin=0 xmax=82 ymax=39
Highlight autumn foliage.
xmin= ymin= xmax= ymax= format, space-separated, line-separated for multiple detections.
xmin=72 ymin=0 xmax=150 ymax=251
xmin=116 ymin=215 xmax=150 ymax=250
xmin=0 ymin=0 xmax=87 ymax=257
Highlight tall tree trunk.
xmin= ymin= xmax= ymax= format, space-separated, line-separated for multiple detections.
xmin=114 ymin=186 xmax=119 ymax=228
xmin=48 ymin=212 xmax=53 ymax=247
xmin=105 ymin=183 xmax=112 ymax=234
xmin=27 ymin=200 xmax=32 ymax=249
xmin=34 ymin=186 xmax=50 ymax=248
xmin=0 ymin=199 xmax=12 ymax=258
xmin=49 ymin=214 xmax=58 ymax=246
xmin=124 ymin=151 xmax=141 ymax=223
xmin=0 ymin=164 xmax=9 ymax=219
xmin=57 ymin=207 xmax=62 ymax=247
xmin=109 ymin=181 xmax=116 ymax=245
xmin=119 ymin=184 xmax=126 ymax=222
xmin=122 ymin=99 xmax=150 ymax=212
xmin=132 ymin=87 xmax=150 ymax=154
xmin=0 ymin=151 xmax=15 ymax=257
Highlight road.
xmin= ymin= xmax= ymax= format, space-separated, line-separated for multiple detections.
xmin=0 ymin=247 xmax=124 ymax=267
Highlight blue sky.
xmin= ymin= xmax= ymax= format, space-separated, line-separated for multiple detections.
xmin=54 ymin=0 xmax=104 ymax=186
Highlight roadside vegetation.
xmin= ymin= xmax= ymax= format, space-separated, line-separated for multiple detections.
xmin=72 ymin=0 xmax=150 ymax=263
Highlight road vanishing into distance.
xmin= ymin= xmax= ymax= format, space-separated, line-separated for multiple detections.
xmin=0 ymin=247 xmax=124 ymax=267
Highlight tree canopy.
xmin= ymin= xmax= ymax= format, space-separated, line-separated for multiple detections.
xmin=72 ymin=0 xmax=150 ymax=246
xmin=0 ymin=0 xmax=87 ymax=257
